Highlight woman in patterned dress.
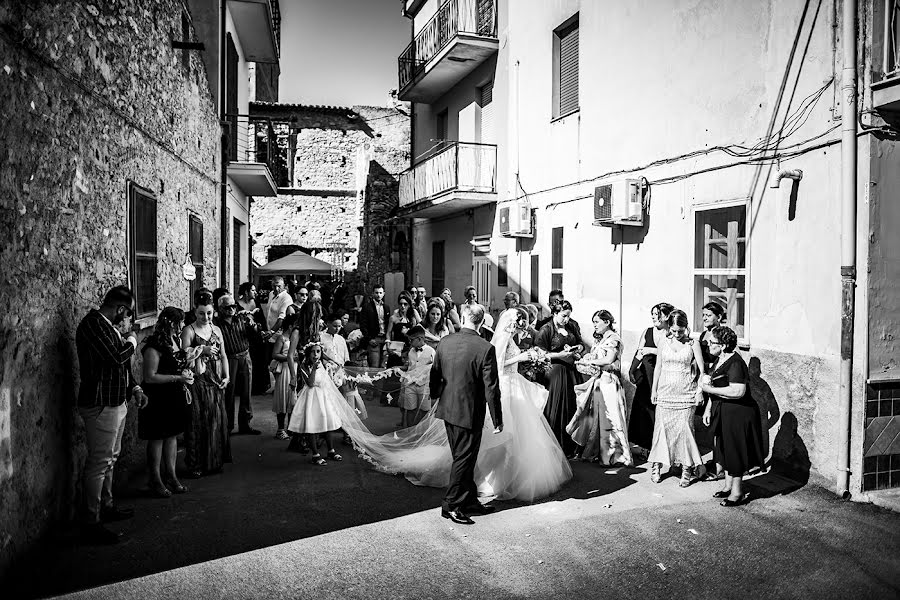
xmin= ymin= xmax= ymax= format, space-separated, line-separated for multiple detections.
xmin=566 ymin=310 xmax=633 ymax=466
xmin=648 ymin=309 xmax=706 ymax=487
xmin=181 ymin=293 xmax=232 ymax=478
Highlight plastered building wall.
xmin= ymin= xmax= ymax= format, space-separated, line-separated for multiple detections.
xmin=406 ymin=0 xmax=880 ymax=490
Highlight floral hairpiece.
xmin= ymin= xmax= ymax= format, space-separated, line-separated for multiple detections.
xmin=302 ymin=341 xmax=322 ymax=353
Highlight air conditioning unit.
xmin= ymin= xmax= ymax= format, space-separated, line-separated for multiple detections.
xmin=499 ymin=198 xmax=534 ymax=237
xmin=593 ymin=179 xmax=644 ymax=227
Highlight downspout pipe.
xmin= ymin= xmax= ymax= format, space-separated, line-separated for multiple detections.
xmin=219 ymin=0 xmax=228 ymax=288
xmin=837 ymin=0 xmax=857 ymax=499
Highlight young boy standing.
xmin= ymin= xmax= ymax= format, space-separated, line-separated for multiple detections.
xmin=398 ymin=325 xmax=435 ymax=427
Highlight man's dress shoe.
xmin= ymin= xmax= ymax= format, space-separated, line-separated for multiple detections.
xmin=441 ymin=508 xmax=475 ymax=525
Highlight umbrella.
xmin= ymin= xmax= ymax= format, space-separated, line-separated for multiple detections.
xmin=256 ymin=250 xmax=334 ymax=275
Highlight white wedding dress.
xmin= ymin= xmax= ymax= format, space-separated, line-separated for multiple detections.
xmin=331 ymin=311 xmax=573 ymax=502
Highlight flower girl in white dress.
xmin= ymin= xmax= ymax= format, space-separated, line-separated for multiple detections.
xmin=287 ymin=343 xmax=345 ymax=465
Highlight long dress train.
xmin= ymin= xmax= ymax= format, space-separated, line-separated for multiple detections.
xmin=335 ymin=312 xmax=572 ymax=502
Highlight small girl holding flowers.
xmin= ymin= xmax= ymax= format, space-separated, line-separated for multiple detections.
xmin=287 ymin=342 xmax=346 ymax=465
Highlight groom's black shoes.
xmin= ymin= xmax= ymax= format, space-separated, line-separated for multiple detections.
xmin=441 ymin=507 xmax=475 ymax=525
xmin=466 ymin=503 xmax=496 ymax=515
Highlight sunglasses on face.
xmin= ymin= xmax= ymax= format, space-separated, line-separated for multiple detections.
xmin=118 ymin=305 xmax=133 ymax=317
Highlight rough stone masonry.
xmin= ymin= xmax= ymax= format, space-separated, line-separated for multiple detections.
xmin=249 ymin=102 xmax=411 ymax=291
xmin=0 ymin=0 xmax=220 ymax=573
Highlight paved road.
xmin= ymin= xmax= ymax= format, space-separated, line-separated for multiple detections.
xmin=7 ymin=395 xmax=900 ymax=600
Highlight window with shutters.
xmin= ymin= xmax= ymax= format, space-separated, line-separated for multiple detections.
xmin=497 ymin=255 xmax=508 ymax=287
xmin=128 ymin=182 xmax=158 ymax=319
xmin=551 ymin=227 xmax=564 ymax=292
xmin=530 ymin=255 xmax=540 ymax=303
xmin=189 ymin=214 xmax=204 ymax=300
xmin=693 ymin=201 xmax=748 ymax=340
xmin=552 ymin=14 xmax=579 ymax=119
xmin=436 ymin=109 xmax=449 ymax=142
xmin=432 ymin=240 xmax=445 ymax=295
xmin=478 ymin=80 xmax=494 ymax=144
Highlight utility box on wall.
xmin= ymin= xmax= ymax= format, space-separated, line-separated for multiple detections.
xmin=499 ymin=198 xmax=534 ymax=237
xmin=593 ymin=179 xmax=644 ymax=227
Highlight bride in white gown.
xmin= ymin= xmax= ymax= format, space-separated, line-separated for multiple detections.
xmin=331 ymin=307 xmax=572 ymax=502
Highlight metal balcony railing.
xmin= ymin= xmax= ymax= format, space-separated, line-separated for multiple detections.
xmin=398 ymin=0 xmax=497 ymax=90
xmin=399 ymin=142 xmax=497 ymax=208
xmin=886 ymin=0 xmax=900 ymax=77
xmin=224 ymin=114 xmax=290 ymax=187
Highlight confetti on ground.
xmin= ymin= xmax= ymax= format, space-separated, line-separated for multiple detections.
xmin=525 ymin=534 xmax=531 ymax=537
xmin=657 ymin=563 xmax=666 ymax=571
xmin=688 ymin=529 xmax=699 ymax=535
xmin=588 ymin=489 xmax=600 ymax=494
xmin=602 ymin=504 xmax=612 ymax=508
xmin=676 ymin=518 xmax=683 ymax=523
xmin=538 ymin=560 xmax=544 ymax=564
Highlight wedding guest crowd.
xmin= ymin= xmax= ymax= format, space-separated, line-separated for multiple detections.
xmin=74 ymin=276 xmax=765 ymax=545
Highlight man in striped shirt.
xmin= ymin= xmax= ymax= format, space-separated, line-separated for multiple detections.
xmin=75 ymin=286 xmax=148 ymax=544
xmin=215 ymin=294 xmax=260 ymax=434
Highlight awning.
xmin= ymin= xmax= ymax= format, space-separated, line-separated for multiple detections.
xmin=256 ymin=250 xmax=334 ymax=275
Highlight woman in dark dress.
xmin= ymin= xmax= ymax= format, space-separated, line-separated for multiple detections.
xmin=140 ymin=307 xmax=197 ymax=497
xmin=181 ymin=295 xmax=232 ymax=478
xmin=700 ymin=325 xmax=765 ymax=506
xmin=536 ymin=300 xmax=584 ymax=457
xmin=385 ymin=291 xmax=420 ymax=368
xmin=628 ymin=302 xmax=673 ymax=455
xmin=697 ymin=301 xmax=726 ymax=480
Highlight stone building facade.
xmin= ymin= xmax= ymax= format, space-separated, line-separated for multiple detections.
xmin=0 ymin=0 xmax=220 ymax=572
xmin=248 ymin=103 xmax=411 ymax=292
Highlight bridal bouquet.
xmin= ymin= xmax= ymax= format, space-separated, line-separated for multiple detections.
xmin=523 ymin=347 xmax=551 ymax=380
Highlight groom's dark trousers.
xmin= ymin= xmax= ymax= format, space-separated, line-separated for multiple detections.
xmin=443 ymin=422 xmax=484 ymax=511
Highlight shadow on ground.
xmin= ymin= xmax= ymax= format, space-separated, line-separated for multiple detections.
xmin=6 ymin=395 xmax=643 ymax=599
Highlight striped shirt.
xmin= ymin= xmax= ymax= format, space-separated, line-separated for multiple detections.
xmin=214 ymin=316 xmax=251 ymax=355
xmin=76 ymin=309 xmax=136 ymax=407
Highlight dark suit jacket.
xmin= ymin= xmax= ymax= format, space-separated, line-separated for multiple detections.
xmin=430 ymin=328 xmax=502 ymax=430
xmin=359 ymin=298 xmax=390 ymax=344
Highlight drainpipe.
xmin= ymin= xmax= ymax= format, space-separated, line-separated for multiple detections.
xmin=836 ymin=0 xmax=857 ymax=499
xmin=219 ymin=0 xmax=228 ymax=288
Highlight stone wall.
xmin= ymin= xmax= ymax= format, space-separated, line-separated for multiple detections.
xmin=249 ymin=103 xmax=411 ymax=291
xmin=0 ymin=0 xmax=220 ymax=573
xmin=251 ymin=192 xmax=359 ymax=270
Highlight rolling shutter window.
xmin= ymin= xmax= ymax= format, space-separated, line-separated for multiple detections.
xmin=555 ymin=18 xmax=579 ymax=118
xmin=479 ymin=80 xmax=494 ymax=144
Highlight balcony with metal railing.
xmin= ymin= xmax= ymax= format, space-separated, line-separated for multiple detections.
xmin=398 ymin=0 xmax=498 ymax=103
xmin=874 ymin=0 xmax=900 ymax=110
xmin=397 ymin=141 xmax=497 ymax=217
xmin=224 ymin=114 xmax=284 ymax=196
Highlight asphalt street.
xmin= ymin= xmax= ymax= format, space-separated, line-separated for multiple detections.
xmin=7 ymin=394 xmax=900 ymax=600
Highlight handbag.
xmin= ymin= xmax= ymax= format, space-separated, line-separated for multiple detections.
xmin=269 ymin=359 xmax=283 ymax=375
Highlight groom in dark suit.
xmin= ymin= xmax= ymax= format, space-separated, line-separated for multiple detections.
xmin=429 ymin=303 xmax=503 ymax=525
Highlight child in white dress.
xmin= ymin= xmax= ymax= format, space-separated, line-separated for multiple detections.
xmin=398 ymin=325 xmax=435 ymax=427
xmin=287 ymin=343 xmax=346 ymax=465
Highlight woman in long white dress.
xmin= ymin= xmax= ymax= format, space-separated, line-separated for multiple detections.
xmin=331 ymin=307 xmax=573 ymax=502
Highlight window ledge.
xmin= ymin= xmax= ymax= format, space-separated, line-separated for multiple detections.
xmin=551 ymin=109 xmax=579 ymax=123
xmin=135 ymin=317 xmax=156 ymax=331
